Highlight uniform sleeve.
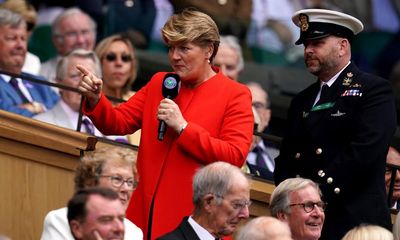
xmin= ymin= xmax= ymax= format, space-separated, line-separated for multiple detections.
xmin=320 ymin=78 xmax=397 ymax=200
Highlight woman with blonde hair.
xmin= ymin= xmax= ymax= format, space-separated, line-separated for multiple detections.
xmin=77 ymin=9 xmax=253 ymax=239
xmin=342 ymin=225 xmax=393 ymax=240
xmin=95 ymin=34 xmax=138 ymax=101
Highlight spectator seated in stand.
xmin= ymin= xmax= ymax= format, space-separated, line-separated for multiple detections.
xmin=67 ymin=187 xmax=126 ymax=240
xmin=236 ymin=216 xmax=293 ymax=240
xmin=0 ymin=0 xmax=41 ymax=75
xmin=40 ymin=7 xmax=96 ymax=84
xmin=34 ymin=48 xmax=129 ymax=143
xmin=245 ymin=82 xmax=278 ymax=181
xmin=213 ymin=35 xmax=244 ymax=81
xmin=270 ymin=177 xmax=325 ymax=240
xmin=0 ymin=8 xmax=58 ymax=117
xmin=343 ymin=224 xmax=393 ymax=240
xmin=385 ymin=146 xmax=400 ymax=209
xmin=157 ymin=161 xmax=251 ymax=240
xmin=41 ymin=146 xmax=143 ymax=240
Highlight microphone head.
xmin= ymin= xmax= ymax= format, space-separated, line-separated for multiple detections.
xmin=162 ymin=73 xmax=180 ymax=99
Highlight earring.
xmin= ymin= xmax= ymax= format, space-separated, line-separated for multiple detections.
xmin=207 ymin=59 xmax=210 ymax=64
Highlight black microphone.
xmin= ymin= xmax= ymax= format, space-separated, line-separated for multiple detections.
xmin=158 ymin=73 xmax=181 ymax=141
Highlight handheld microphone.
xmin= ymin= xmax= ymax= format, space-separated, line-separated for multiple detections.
xmin=158 ymin=73 xmax=181 ymax=141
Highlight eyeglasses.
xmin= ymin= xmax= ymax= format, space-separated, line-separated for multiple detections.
xmin=289 ymin=201 xmax=327 ymax=213
xmin=214 ymin=194 xmax=252 ymax=211
xmin=252 ymin=101 xmax=267 ymax=109
xmin=58 ymin=29 xmax=93 ymax=40
xmin=99 ymin=175 xmax=137 ymax=189
xmin=104 ymin=53 xmax=133 ymax=63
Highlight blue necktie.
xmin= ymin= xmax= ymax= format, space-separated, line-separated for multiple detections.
xmin=82 ymin=118 xmax=95 ymax=135
xmin=253 ymin=146 xmax=267 ymax=169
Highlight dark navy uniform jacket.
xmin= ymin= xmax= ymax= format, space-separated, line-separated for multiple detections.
xmin=274 ymin=62 xmax=397 ymax=240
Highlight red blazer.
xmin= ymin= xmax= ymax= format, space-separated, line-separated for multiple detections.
xmin=84 ymin=70 xmax=253 ymax=239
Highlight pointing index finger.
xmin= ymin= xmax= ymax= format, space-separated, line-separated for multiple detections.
xmin=76 ymin=64 xmax=92 ymax=77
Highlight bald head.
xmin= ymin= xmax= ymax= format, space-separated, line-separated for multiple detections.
xmin=236 ymin=216 xmax=293 ymax=240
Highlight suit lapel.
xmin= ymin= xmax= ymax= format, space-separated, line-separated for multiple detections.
xmin=0 ymin=76 xmax=24 ymax=104
xmin=22 ymin=79 xmax=40 ymax=102
xmin=179 ymin=217 xmax=201 ymax=240
xmin=305 ymin=63 xmax=359 ymax=129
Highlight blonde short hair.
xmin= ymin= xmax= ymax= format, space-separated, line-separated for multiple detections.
xmin=341 ymin=225 xmax=393 ymax=240
xmin=162 ymin=8 xmax=220 ymax=62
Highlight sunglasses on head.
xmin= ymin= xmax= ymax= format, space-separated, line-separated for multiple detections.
xmin=104 ymin=53 xmax=132 ymax=63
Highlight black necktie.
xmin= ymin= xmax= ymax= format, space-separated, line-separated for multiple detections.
xmin=316 ymin=84 xmax=329 ymax=105
xmin=9 ymin=78 xmax=29 ymax=103
xmin=82 ymin=118 xmax=95 ymax=135
xmin=253 ymin=146 xmax=267 ymax=169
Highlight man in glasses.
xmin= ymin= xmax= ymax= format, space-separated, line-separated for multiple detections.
xmin=41 ymin=146 xmax=143 ymax=240
xmin=245 ymin=81 xmax=278 ymax=181
xmin=158 ymin=161 xmax=251 ymax=240
xmin=40 ymin=7 xmax=96 ymax=84
xmin=270 ymin=178 xmax=325 ymax=240
xmin=385 ymin=146 xmax=400 ymax=209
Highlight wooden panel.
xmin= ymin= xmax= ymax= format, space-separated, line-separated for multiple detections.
xmin=0 ymin=110 xmax=97 ymax=239
xmin=249 ymin=178 xmax=275 ymax=218
xmin=0 ymin=149 xmax=76 ymax=239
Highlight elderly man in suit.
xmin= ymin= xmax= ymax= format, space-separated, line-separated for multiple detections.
xmin=245 ymin=82 xmax=278 ymax=181
xmin=157 ymin=161 xmax=251 ymax=240
xmin=0 ymin=8 xmax=58 ymax=117
xmin=34 ymin=48 xmax=129 ymax=142
xmin=34 ymin=49 xmax=101 ymax=134
xmin=274 ymin=9 xmax=397 ymax=240
xmin=40 ymin=7 xmax=96 ymax=84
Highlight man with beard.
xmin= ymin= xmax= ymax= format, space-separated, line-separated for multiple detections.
xmin=0 ymin=9 xmax=58 ymax=117
xmin=274 ymin=9 xmax=397 ymax=240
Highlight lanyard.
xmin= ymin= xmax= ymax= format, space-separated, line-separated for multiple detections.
xmin=303 ymin=102 xmax=335 ymax=118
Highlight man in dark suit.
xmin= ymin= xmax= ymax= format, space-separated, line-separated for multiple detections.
xmin=157 ymin=161 xmax=251 ymax=240
xmin=0 ymin=9 xmax=58 ymax=117
xmin=385 ymin=146 xmax=400 ymax=209
xmin=246 ymin=82 xmax=279 ymax=181
xmin=274 ymin=9 xmax=397 ymax=240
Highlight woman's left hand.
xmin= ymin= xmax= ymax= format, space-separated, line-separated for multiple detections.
xmin=157 ymin=98 xmax=187 ymax=133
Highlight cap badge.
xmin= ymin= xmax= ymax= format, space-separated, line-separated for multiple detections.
xmin=342 ymin=72 xmax=353 ymax=86
xmin=299 ymin=14 xmax=309 ymax=32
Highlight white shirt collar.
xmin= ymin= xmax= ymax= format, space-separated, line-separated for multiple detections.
xmin=188 ymin=216 xmax=216 ymax=240
xmin=1 ymin=73 xmax=33 ymax=102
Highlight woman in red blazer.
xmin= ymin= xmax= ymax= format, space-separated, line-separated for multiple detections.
xmin=77 ymin=9 xmax=254 ymax=240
